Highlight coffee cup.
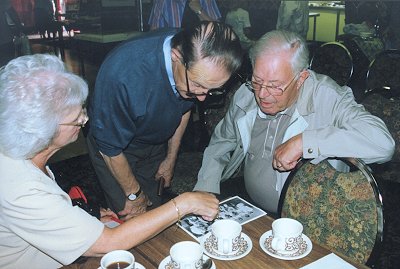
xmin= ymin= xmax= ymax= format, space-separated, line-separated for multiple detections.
xmin=170 ymin=241 xmax=203 ymax=269
xmin=100 ymin=250 xmax=135 ymax=269
xmin=210 ymin=219 xmax=242 ymax=254
xmin=271 ymin=218 xmax=304 ymax=254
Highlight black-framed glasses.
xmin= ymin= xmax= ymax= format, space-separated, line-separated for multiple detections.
xmin=245 ymin=73 xmax=299 ymax=96
xmin=184 ymin=62 xmax=226 ymax=97
xmin=59 ymin=108 xmax=89 ymax=128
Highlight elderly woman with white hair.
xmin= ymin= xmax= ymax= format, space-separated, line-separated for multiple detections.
xmin=0 ymin=54 xmax=219 ymax=269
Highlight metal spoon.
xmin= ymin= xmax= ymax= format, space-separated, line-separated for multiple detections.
xmin=202 ymin=257 xmax=213 ymax=269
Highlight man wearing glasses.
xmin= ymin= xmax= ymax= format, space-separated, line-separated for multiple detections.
xmin=193 ymin=30 xmax=395 ymax=214
xmin=86 ymin=21 xmax=242 ymax=220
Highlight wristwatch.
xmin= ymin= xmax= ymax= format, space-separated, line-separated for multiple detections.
xmin=127 ymin=187 xmax=142 ymax=201
xmin=196 ymin=9 xmax=202 ymax=15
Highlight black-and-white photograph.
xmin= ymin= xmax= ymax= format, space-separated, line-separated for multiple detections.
xmin=178 ymin=196 xmax=267 ymax=241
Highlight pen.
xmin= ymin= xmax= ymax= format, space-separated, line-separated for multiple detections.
xmin=157 ymin=177 xmax=165 ymax=196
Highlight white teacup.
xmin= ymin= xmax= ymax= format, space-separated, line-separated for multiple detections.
xmin=210 ymin=219 xmax=242 ymax=254
xmin=100 ymin=250 xmax=135 ymax=269
xmin=170 ymin=241 xmax=203 ymax=269
xmin=271 ymin=218 xmax=304 ymax=254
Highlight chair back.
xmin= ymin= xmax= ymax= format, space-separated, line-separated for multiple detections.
xmin=310 ymin=42 xmax=354 ymax=86
xmin=278 ymin=157 xmax=383 ymax=266
xmin=365 ymin=49 xmax=400 ymax=98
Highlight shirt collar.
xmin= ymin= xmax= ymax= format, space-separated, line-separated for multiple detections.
xmin=257 ymin=106 xmax=294 ymax=119
xmin=163 ymin=35 xmax=179 ymax=97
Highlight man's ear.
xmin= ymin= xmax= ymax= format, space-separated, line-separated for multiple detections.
xmin=296 ymin=69 xmax=310 ymax=89
xmin=171 ymin=48 xmax=183 ymax=63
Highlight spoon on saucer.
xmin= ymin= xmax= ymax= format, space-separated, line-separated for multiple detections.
xmin=202 ymin=257 xmax=213 ymax=269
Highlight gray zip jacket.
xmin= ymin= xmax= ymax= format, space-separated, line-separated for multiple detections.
xmin=194 ymin=70 xmax=395 ymax=194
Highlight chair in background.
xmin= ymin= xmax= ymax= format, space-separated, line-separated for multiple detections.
xmin=365 ymin=49 xmax=400 ymax=97
xmin=278 ymin=157 xmax=383 ymax=266
xmin=361 ymin=49 xmax=400 ymax=184
xmin=309 ymin=41 xmax=354 ymax=87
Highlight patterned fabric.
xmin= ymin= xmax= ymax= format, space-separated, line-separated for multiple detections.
xmin=362 ymin=94 xmax=400 ymax=162
xmin=171 ymin=152 xmax=203 ymax=194
xmin=280 ymin=159 xmax=381 ymax=265
xmin=362 ymin=93 xmax=400 ymax=183
xmin=310 ymin=42 xmax=353 ymax=86
xmin=353 ymin=37 xmax=384 ymax=62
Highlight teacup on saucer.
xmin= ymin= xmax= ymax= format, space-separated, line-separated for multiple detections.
xmin=259 ymin=230 xmax=312 ymax=261
xmin=202 ymin=232 xmax=253 ymax=261
xmin=210 ymin=219 xmax=242 ymax=255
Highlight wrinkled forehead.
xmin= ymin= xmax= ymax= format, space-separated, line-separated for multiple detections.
xmin=253 ymin=52 xmax=293 ymax=82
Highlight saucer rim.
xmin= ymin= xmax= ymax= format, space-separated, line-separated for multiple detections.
xmin=259 ymin=230 xmax=313 ymax=261
xmin=158 ymin=254 xmax=216 ymax=269
xmin=97 ymin=261 xmax=145 ymax=269
xmin=201 ymin=232 xmax=253 ymax=261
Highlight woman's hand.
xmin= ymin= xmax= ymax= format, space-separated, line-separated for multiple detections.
xmin=99 ymin=208 xmax=119 ymax=223
xmin=176 ymin=192 xmax=220 ymax=221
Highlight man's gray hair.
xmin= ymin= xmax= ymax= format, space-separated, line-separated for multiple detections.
xmin=0 ymin=54 xmax=88 ymax=159
xmin=249 ymin=30 xmax=310 ymax=74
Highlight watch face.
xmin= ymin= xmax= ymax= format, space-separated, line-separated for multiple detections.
xmin=128 ymin=193 xmax=137 ymax=201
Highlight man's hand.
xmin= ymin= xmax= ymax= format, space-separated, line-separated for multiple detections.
xmin=273 ymin=134 xmax=303 ymax=171
xmin=155 ymin=158 xmax=175 ymax=187
xmin=118 ymin=192 xmax=149 ymax=220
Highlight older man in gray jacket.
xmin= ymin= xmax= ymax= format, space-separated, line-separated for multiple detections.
xmin=193 ymin=30 xmax=395 ymax=214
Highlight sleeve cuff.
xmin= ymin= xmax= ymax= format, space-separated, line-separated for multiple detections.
xmin=302 ymin=129 xmax=319 ymax=159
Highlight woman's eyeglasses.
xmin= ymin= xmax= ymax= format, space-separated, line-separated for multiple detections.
xmin=59 ymin=108 xmax=89 ymax=128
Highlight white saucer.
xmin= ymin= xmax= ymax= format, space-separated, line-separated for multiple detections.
xmin=97 ymin=261 xmax=145 ymax=269
xmin=158 ymin=254 xmax=216 ymax=269
xmin=201 ymin=232 xmax=252 ymax=261
xmin=259 ymin=230 xmax=312 ymax=260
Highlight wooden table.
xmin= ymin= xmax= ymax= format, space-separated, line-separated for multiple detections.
xmin=62 ymin=215 xmax=368 ymax=269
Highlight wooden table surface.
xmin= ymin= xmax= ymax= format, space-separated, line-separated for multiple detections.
xmin=62 ymin=215 xmax=368 ymax=269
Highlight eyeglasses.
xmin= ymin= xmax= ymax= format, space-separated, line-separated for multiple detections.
xmin=59 ymin=108 xmax=89 ymax=128
xmin=184 ymin=62 xmax=226 ymax=97
xmin=245 ymin=73 xmax=299 ymax=96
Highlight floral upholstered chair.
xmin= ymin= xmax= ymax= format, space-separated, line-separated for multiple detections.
xmin=278 ymin=158 xmax=383 ymax=266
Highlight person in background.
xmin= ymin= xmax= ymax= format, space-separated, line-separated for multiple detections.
xmin=87 ymin=21 xmax=242 ymax=220
xmin=148 ymin=0 xmax=221 ymax=30
xmin=225 ymin=1 xmax=254 ymax=50
xmin=276 ymin=1 xmax=309 ymax=40
xmin=0 ymin=0 xmax=25 ymax=66
xmin=34 ymin=0 xmax=55 ymax=39
xmin=193 ymin=30 xmax=395 ymax=214
xmin=0 ymin=54 xmax=219 ymax=269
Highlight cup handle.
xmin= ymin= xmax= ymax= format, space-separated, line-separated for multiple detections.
xmin=223 ymin=239 xmax=230 ymax=254
xmin=271 ymin=237 xmax=285 ymax=251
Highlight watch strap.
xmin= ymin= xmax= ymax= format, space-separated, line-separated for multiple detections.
xmin=127 ymin=187 xmax=142 ymax=201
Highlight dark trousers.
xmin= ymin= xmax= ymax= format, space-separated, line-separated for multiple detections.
xmin=87 ymin=134 xmax=167 ymax=213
